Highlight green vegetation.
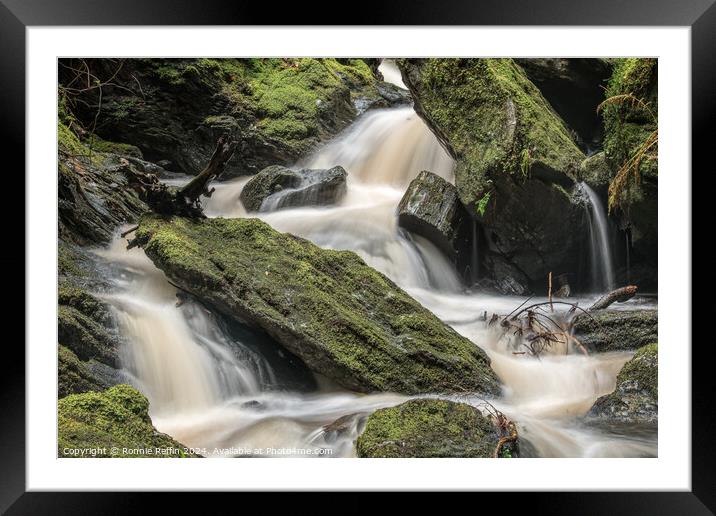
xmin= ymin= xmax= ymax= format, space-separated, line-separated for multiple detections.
xmin=599 ymin=58 xmax=658 ymax=211
xmin=399 ymin=58 xmax=584 ymax=207
xmin=58 ymin=345 xmax=105 ymax=398
xmin=589 ymin=343 xmax=658 ymax=424
xmin=58 ymin=384 xmax=197 ymax=457
xmin=134 ymin=215 xmax=500 ymax=395
xmin=356 ymin=398 xmax=511 ymax=458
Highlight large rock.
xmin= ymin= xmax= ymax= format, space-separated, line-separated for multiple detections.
xmin=572 ymin=309 xmax=657 ymax=352
xmin=397 ymin=170 xmax=471 ymax=276
xmin=398 ymin=59 xmax=588 ymax=288
xmin=240 ymin=165 xmax=347 ymax=212
xmin=58 ymin=121 xmax=148 ymax=246
xmin=356 ymin=398 xmax=518 ymax=458
xmin=58 ymin=384 xmax=198 ymax=457
xmin=134 ymin=215 xmax=500 ymax=396
xmin=588 ymin=343 xmax=657 ymax=424
xmin=60 ymin=58 xmax=385 ymax=179
xmin=515 ymin=58 xmax=612 ymax=148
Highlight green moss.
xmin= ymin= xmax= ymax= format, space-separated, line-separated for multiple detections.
xmin=58 ymin=384 xmax=197 ymax=457
xmin=588 ymin=343 xmax=658 ymax=424
xmin=58 ymin=302 xmax=117 ymax=366
xmin=135 ymin=215 xmax=500 ymax=395
xmin=356 ymin=398 xmax=510 ymax=458
xmin=58 ymin=120 xmax=88 ymax=158
xmin=617 ymin=343 xmax=657 ymax=398
xmin=400 ymin=58 xmax=584 ymax=207
xmin=58 ymin=345 xmax=104 ymax=398
xmin=572 ymin=309 xmax=657 ymax=352
xmin=85 ymin=134 xmax=143 ymax=158
xmin=602 ymin=58 xmax=658 ymax=180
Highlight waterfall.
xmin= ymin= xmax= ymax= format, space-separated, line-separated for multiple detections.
xmin=579 ymin=182 xmax=615 ymax=292
xmin=95 ymin=87 xmax=655 ymax=457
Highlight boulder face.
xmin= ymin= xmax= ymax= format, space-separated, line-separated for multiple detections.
xmin=58 ymin=384 xmax=198 ymax=457
xmin=572 ymin=309 xmax=657 ymax=352
xmin=398 ymin=58 xmax=588 ymax=290
xmin=240 ymin=165 xmax=348 ymax=212
xmin=134 ymin=215 xmax=500 ymax=396
xmin=397 ymin=170 xmax=471 ymax=275
xmin=588 ymin=343 xmax=657 ymax=424
xmin=356 ymin=398 xmax=518 ymax=458
xmin=60 ymin=58 xmax=386 ymax=179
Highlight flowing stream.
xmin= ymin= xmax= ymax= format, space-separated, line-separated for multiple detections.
xmin=97 ymin=71 xmax=656 ymax=458
xmin=580 ymin=182 xmax=616 ymax=292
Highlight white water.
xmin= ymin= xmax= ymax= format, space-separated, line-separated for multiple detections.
xmin=580 ymin=182 xmax=616 ymax=292
xmin=98 ymin=90 xmax=655 ymax=457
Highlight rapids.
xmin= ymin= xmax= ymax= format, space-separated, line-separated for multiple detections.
xmin=95 ymin=66 xmax=656 ymax=458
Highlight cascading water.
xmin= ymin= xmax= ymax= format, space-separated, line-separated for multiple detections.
xmin=579 ymin=182 xmax=616 ymax=292
xmin=97 ymin=70 xmax=655 ymax=457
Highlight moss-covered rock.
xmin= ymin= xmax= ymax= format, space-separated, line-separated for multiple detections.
xmin=58 ymin=384 xmax=197 ymax=457
xmin=579 ymin=151 xmax=612 ymax=188
xmin=356 ymin=398 xmax=517 ymax=458
xmin=58 ymin=121 xmax=149 ymax=246
xmin=398 ymin=58 xmax=584 ymax=207
xmin=240 ymin=165 xmax=347 ymax=212
xmin=134 ymin=215 xmax=500 ymax=395
xmin=602 ymin=59 xmax=658 ymax=182
xmin=58 ymin=345 xmax=107 ymax=398
xmin=572 ymin=309 xmax=657 ymax=352
xmin=60 ymin=58 xmax=392 ymax=179
xmin=588 ymin=343 xmax=657 ymax=424
xmin=600 ymin=58 xmax=658 ymax=276
xmin=398 ymin=59 xmax=588 ymax=287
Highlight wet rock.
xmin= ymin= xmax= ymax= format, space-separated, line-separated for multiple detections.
xmin=579 ymin=151 xmax=612 ymax=188
xmin=134 ymin=215 xmax=500 ymax=396
xmin=476 ymin=256 xmax=532 ymax=296
xmin=58 ymin=129 xmax=149 ymax=246
xmin=572 ymin=309 xmax=657 ymax=352
xmin=356 ymin=398 xmax=518 ymax=458
xmin=58 ymin=384 xmax=199 ymax=457
xmin=398 ymin=58 xmax=588 ymax=288
xmin=322 ymin=413 xmax=367 ymax=444
xmin=397 ymin=170 xmax=471 ymax=271
xmin=58 ymin=345 xmax=107 ymax=398
xmin=588 ymin=343 xmax=657 ymax=424
xmin=240 ymin=165 xmax=348 ymax=212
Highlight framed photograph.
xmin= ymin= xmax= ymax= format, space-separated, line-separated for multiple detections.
xmin=5 ymin=0 xmax=713 ymax=511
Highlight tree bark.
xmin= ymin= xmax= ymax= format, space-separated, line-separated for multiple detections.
xmin=588 ymin=285 xmax=638 ymax=311
xmin=178 ymin=134 xmax=238 ymax=204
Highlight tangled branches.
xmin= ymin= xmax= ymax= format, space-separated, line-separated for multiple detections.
xmin=473 ymin=399 xmax=519 ymax=458
xmin=488 ymin=298 xmax=591 ymax=358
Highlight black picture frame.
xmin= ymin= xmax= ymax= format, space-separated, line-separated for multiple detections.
xmin=3 ymin=0 xmax=713 ymax=512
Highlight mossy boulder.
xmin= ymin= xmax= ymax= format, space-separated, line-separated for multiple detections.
xmin=58 ymin=121 xmax=149 ymax=246
xmin=58 ymin=345 xmax=107 ymax=398
xmin=134 ymin=215 xmax=500 ymax=395
xmin=58 ymin=384 xmax=197 ymax=457
xmin=397 ymin=170 xmax=471 ymax=280
xmin=398 ymin=59 xmax=588 ymax=287
xmin=579 ymin=151 xmax=612 ymax=188
xmin=356 ymin=398 xmax=517 ymax=458
xmin=588 ymin=343 xmax=657 ymax=424
xmin=572 ymin=309 xmax=657 ymax=352
xmin=240 ymin=165 xmax=347 ymax=212
xmin=59 ymin=58 xmax=386 ymax=178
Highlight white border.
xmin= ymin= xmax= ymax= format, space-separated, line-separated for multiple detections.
xmin=27 ymin=27 xmax=691 ymax=491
